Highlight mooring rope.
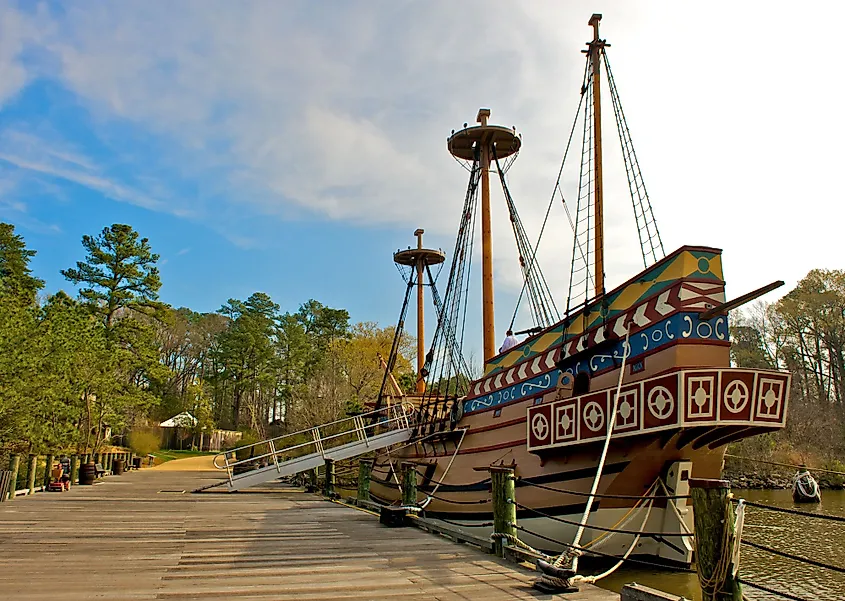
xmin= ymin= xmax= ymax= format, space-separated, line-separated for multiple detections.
xmin=560 ymin=324 xmax=631 ymax=575
xmin=695 ymin=495 xmax=735 ymax=598
xmin=736 ymin=579 xmax=811 ymax=601
xmin=740 ymin=539 xmax=845 ymax=574
xmin=734 ymin=499 xmax=845 ymax=523
xmin=516 ymin=477 xmax=691 ymax=500
xmin=511 ymin=524 xmax=697 ymax=573
xmin=513 ymin=499 xmax=692 ymax=538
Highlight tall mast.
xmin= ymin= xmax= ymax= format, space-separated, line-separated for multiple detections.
xmin=414 ymin=228 xmax=426 ymax=393
xmin=393 ymin=230 xmax=445 ymax=393
xmin=447 ymin=109 xmax=521 ymax=363
xmin=588 ymin=13 xmax=606 ymax=297
xmin=477 ymin=108 xmax=496 ymax=362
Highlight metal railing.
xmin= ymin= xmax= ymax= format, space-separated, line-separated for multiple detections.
xmin=212 ymin=403 xmax=415 ymax=483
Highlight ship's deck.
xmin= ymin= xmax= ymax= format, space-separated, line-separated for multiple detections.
xmin=0 ymin=464 xmax=618 ymax=600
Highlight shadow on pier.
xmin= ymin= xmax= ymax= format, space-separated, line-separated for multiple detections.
xmin=0 ymin=463 xmax=618 ymax=600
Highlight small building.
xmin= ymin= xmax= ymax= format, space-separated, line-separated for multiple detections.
xmin=158 ymin=412 xmax=241 ymax=451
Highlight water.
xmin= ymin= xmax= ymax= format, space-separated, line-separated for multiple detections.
xmin=598 ymin=489 xmax=845 ymax=600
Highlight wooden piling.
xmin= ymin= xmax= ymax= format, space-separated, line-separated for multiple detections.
xmin=400 ymin=462 xmax=417 ymax=506
xmin=490 ymin=465 xmax=517 ymax=558
xmin=70 ymin=455 xmax=79 ymax=484
xmin=358 ymin=459 xmax=373 ymax=502
xmin=7 ymin=455 xmax=20 ymax=500
xmin=43 ymin=454 xmax=54 ymax=488
xmin=323 ymin=459 xmax=335 ymax=497
xmin=689 ymin=478 xmax=742 ymax=601
xmin=26 ymin=454 xmax=37 ymax=495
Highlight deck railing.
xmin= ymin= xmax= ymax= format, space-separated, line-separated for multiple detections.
xmin=212 ymin=403 xmax=415 ymax=476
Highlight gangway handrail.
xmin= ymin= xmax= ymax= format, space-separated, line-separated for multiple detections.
xmin=212 ymin=402 xmax=415 ymax=473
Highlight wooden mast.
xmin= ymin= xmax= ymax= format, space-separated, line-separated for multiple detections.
xmin=446 ymin=109 xmax=520 ymax=364
xmin=393 ymin=230 xmax=445 ymax=393
xmin=477 ymin=108 xmax=496 ymax=362
xmin=589 ymin=14 xmax=606 ymax=297
xmin=414 ymin=228 xmax=426 ymax=393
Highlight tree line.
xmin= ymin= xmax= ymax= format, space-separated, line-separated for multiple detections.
xmin=0 ymin=222 xmax=414 ymax=455
xmin=731 ymin=269 xmax=845 ymax=461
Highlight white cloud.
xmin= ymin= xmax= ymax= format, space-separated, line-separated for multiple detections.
xmin=1 ymin=0 xmax=843 ymax=311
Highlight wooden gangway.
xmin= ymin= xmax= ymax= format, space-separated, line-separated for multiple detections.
xmin=212 ymin=403 xmax=413 ymax=492
xmin=0 ymin=462 xmax=618 ymax=601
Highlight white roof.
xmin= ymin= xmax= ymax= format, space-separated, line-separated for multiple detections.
xmin=159 ymin=412 xmax=198 ymax=428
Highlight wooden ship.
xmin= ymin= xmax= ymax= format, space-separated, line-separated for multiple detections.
xmin=366 ymin=14 xmax=791 ymax=565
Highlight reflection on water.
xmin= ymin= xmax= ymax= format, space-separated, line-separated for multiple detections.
xmin=598 ymin=489 xmax=845 ymax=601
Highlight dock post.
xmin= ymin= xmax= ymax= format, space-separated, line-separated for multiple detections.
xmin=323 ymin=459 xmax=335 ymax=497
xmin=490 ymin=465 xmax=517 ymax=558
xmin=7 ymin=455 xmax=20 ymax=500
xmin=43 ymin=454 xmax=54 ymax=488
xmin=689 ymin=478 xmax=742 ymax=601
xmin=357 ymin=459 xmax=373 ymax=502
xmin=70 ymin=455 xmax=79 ymax=484
xmin=26 ymin=454 xmax=37 ymax=495
xmin=401 ymin=463 xmax=417 ymax=506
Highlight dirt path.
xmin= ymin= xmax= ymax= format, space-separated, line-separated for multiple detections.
xmin=150 ymin=454 xmax=218 ymax=471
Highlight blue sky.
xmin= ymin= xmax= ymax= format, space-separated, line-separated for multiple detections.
xmin=2 ymin=1 xmax=844 ymax=363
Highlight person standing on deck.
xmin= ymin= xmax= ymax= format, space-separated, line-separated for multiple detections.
xmin=499 ymin=329 xmax=519 ymax=354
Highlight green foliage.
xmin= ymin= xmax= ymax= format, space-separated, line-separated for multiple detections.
xmin=821 ymin=459 xmax=845 ymax=488
xmin=0 ymin=223 xmax=415 ymax=456
xmin=0 ymin=223 xmax=43 ymax=299
xmin=234 ymin=432 xmax=261 ymax=461
xmin=128 ymin=429 xmax=161 ymax=456
xmin=61 ymin=223 xmax=163 ymax=327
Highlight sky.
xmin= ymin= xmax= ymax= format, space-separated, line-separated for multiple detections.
xmin=1 ymin=1 xmax=843 ymax=363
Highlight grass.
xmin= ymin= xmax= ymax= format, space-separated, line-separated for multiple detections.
xmin=151 ymin=449 xmax=216 ymax=466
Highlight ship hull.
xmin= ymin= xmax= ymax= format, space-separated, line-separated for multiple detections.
xmin=367 ymin=246 xmax=790 ymax=564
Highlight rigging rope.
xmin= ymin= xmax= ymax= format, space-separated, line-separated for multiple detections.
xmin=603 ymin=48 xmax=665 ymax=267
xmin=567 ymin=51 xmax=599 ymax=313
xmin=416 ymin=153 xmax=479 ymax=434
xmin=510 ymin=67 xmax=589 ymax=330
xmin=374 ymin=276 xmax=415 ymax=413
xmin=492 ymin=148 xmax=559 ymax=329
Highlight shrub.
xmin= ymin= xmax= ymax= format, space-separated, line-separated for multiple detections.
xmin=821 ymin=458 xmax=845 ymax=488
xmin=128 ymin=429 xmax=160 ymax=456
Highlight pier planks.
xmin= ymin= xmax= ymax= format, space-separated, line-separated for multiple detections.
xmin=0 ymin=468 xmax=617 ymax=600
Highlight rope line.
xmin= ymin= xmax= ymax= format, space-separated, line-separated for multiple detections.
xmin=516 ymin=478 xmax=691 ymax=500
xmin=512 ymin=501 xmax=693 ymax=538
xmin=725 ymin=453 xmax=845 ymax=476
xmin=425 ymin=492 xmax=490 ymax=505
xmin=513 ymin=524 xmax=696 ymax=573
xmin=736 ymin=499 xmax=845 ymax=523
xmin=741 ymin=539 xmax=845 ymax=574
xmin=433 ymin=516 xmax=493 ymax=529
xmin=736 ymin=579 xmax=812 ymax=601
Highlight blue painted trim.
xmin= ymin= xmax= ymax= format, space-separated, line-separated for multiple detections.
xmin=464 ymin=312 xmax=729 ymax=414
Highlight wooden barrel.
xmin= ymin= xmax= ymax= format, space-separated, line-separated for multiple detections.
xmin=78 ymin=463 xmax=97 ymax=485
xmin=112 ymin=459 xmax=124 ymax=475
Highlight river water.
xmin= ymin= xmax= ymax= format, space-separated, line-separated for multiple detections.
xmin=598 ymin=489 xmax=845 ymax=600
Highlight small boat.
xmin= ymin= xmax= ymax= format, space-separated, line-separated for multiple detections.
xmin=792 ymin=470 xmax=821 ymax=503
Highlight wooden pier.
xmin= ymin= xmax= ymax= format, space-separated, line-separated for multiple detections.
xmin=0 ymin=464 xmax=618 ymax=600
